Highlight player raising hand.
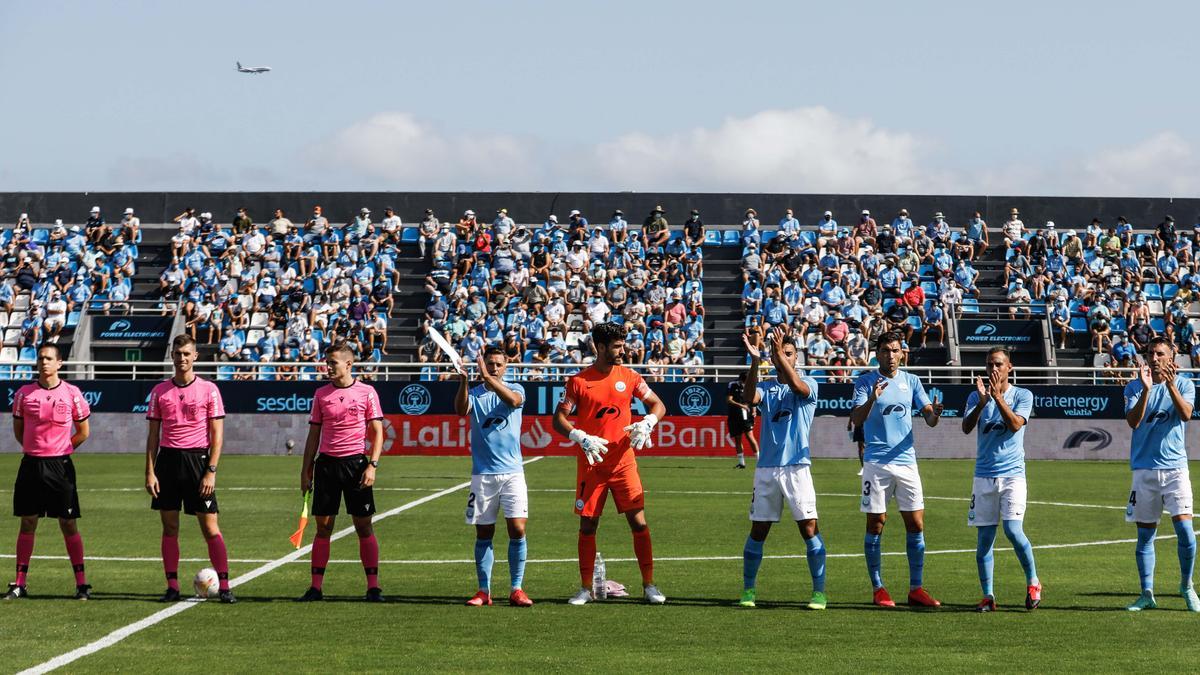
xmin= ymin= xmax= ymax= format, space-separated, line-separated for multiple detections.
xmin=850 ymin=331 xmax=943 ymax=608
xmin=553 ymin=322 xmax=667 ymax=605
xmin=737 ymin=326 xmax=827 ymax=610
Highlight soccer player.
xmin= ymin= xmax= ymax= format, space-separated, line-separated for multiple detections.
xmin=5 ymin=343 xmax=91 ymax=600
xmin=1123 ymin=337 xmax=1199 ymax=612
xmin=145 ymin=334 xmax=235 ymax=603
xmin=737 ymin=328 xmax=826 ymax=610
xmin=961 ymin=346 xmax=1041 ymax=612
xmin=726 ymin=371 xmax=759 ymax=469
xmin=455 ymin=348 xmax=533 ymax=607
xmin=298 ymin=343 xmax=385 ymax=602
xmin=552 ymin=322 xmax=668 ymax=605
xmin=850 ymin=330 xmax=943 ymax=608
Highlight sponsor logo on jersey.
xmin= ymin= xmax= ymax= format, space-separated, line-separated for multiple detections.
xmin=771 ymin=408 xmax=793 ymax=423
xmin=482 ymin=416 xmax=509 ymax=430
xmin=1147 ymin=410 xmax=1171 ymax=423
xmin=594 ymin=406 xmax=619 ymax=420
xmin=881 ymin=404 xmax=907 ymax=416
xmin=981 ymin=421 xmax=1007 ymax=434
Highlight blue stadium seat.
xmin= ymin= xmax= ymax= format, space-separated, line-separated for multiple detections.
xmin=907 ymin=315 xmax=923 ymax=330
xmin=1136 ymin=233 xmax=1150 ymax=247
xmin=66 ymin=311 xmax=80 ymax=328
xmin=704 ymin=230 xmax=721 ymax=247
xmin=216 ymin=365 xmax=235 ymax=381
xmin=400 ymin=227 xmax=419 ymax=243
xmin=18 ymin=347 xmax=35 ymax=361
xmin=259 ymin=365 xmax=276 ymax=381
xmin=1163 ymin=284 xmax=1179 ymax=299
xmin=31 ymin=229 xmax=49 ymax=244
xmin=918 ymin=264 xmax=933 ymax=278
xmin=1144 ymin=284 xmax=1162 ymax=299
xmin=723 ymin=230 xmax=741 ymax=246
xmin=1070 ymin=317 xmax=1088 ymax=332
xmin=669 ymin=230 xmax=684 ymax=242
xmin=1151 ymin=318 xmax=1166 ymax=332
xmin=961 ymin=299 xmax=979 ymax=314
xmin=762 ymin=231 xmax=777 ymax=244
xmin=15 ymin=365 xmax=33 ymax=379
xmin=1110 ymin=317 xmax=1127 ymax=333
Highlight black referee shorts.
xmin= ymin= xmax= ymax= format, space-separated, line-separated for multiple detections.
xmin=728 ymin=410 xmax=755 ymax=436
xmin=13 ymin=455 xmax=82 ymax=519
xmin=312 ymin=453 xmax=376 ymax=518
xmin=151 ymin=447 xmax=219 ymax=515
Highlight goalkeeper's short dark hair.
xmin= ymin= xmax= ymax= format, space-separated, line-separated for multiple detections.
xmin=591 ymin=322 xmax=625 ymax=347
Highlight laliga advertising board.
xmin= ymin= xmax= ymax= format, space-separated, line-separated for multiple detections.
xmin=385 ymin=382 xmax=737 ymax=456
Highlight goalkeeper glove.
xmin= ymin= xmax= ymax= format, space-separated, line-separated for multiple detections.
xmin=569 ymin=429 xmax=610 ymax=465
xmin=623 ymin=413 xmax=658 ymax=451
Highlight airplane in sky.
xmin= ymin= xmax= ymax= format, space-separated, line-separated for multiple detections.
xmin=236 ymin=61 xmax=271 ymax=74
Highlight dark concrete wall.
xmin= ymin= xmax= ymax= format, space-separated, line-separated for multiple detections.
xmin=2 ymin=192 xmax=1198 ymax=227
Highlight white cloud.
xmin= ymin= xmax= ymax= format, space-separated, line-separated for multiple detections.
xmin=1074 ymin=132 xmax=1199 ymax=197
xmin=589 ymin=107 xmax=936 ymax=193
xmin=306 ymin=112 xmax=544 ymax=189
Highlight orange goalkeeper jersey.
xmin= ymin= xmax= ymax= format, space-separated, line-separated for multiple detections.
xmin=559 ymin=364 xmax=652 ymax=471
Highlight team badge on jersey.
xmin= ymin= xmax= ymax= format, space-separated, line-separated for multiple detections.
xmin=615 ymin=381 xmax=627 ymax=393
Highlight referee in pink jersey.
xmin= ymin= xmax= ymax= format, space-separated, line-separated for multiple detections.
xmin=297 ymin=342 xmax=385 ymax=602
xmin=144 ymin=334 xmax=235 ymax=603
xmin=5 ymin=343 xmax=91 ymax=600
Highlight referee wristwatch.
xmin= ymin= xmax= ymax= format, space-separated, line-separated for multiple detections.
xmin=368 ymin=460 xmax=379 ymax=468
xmin=206 ymin=465 xmax=218 ymax=474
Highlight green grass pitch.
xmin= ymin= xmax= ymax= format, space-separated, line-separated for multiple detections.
xmin=0 ymin=454 xmax=1195 ymax=673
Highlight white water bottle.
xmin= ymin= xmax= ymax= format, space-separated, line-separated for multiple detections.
xmin=592 ymin=552 xmax=607 ymax=600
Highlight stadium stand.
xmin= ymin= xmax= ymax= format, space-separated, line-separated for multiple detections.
xmin=12 ymin=199 xmax=1199 ymax=382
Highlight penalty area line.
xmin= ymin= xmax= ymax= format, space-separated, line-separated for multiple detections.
xmin=17 ymin=457 xmax=542 ymax=675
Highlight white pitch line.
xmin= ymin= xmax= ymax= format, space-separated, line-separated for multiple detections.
xmin=18 ymin=456 xmax=542 ymax=675
xmin=7 ymin=531 xmax=1190 ymax=567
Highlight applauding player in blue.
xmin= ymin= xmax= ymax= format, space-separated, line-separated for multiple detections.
xmin=850 ymin=331 xmax=943 ymax=608
xmin=455 ymin=348 xmax=533 ymax=608
xmin=961 ymin=347 xmax=1041 ymax=612
xmin=1123 ymin=337 xmax=1198 ymax=612
xmin=737 ymin=327 xmax=826 ymax=610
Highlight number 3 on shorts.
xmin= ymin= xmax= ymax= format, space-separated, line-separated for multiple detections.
xmin=862 ymin=481 xmax=871 ymax=496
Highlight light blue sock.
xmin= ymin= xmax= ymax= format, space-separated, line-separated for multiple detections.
xmin=1003 ymin=519 xmax=1038 ymax=585
xmin=474 ymin=538 xmax=494 ymax=593
xmin=906 ymin=532 xmax=926 ymax=589
xmin=1136 ymin=527 xmax=1157 ymax=593
xmin=743 ymin=536 xmax=764 ymax=590
xmin=508 ymin=537 xmax=527 ymax=590
xmin=864 ymin=533 xmax=883 ymax=589
xmin=1173 ymin=520 xmax=1196 ymax=589
xmin=976 ymin=525 xmax=997 ymax=596
xmin=805 ymin=534 xmax=826 ymax=593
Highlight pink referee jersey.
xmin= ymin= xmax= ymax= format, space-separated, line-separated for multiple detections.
xmin=13 ymin=381 xmax=90 ymax=457
xmin=147 ymin=377 xmax=225 ymax=450
xmin=309 ymin=380 xmax=383 ymax=458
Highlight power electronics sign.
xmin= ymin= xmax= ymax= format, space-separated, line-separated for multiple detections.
xmin=93 ymin=316 xmax=172 ymax=341
xmin=958 ymin=319 xmax=1042 ymax=345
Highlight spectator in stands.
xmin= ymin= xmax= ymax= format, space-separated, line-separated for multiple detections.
xmin=1157 ymin=248 xmax=1182 ymax=283
xmin=20 ymin=303 xmax=42 ymax=347
xmin=742 ymin=209 xmax=760 ymax=247
xmin=1088 ymin=300 xmax=1113 ymax=353
xmin=963 ymin=211 xmax=988 ymax=259
xmin=684 ymin=209 xmax=704 ymax=249
xmin=817 ymin=211 xmax=838 ymax=249
xmin=1048 ymin=298 xmax=1072 ymax=349
xmin=643 ymin=205 xmax=670 ymax=248
xmin=1129 ymin=315 xmax=1156 ymax=353
xmin=1084 ymin=218 xmax=1103 ymax=249
xmin=1007 ymin=278 xmax=1032 ymax=318
xmin=1156 ymin=215 xmax=1178 ymax=251
xmin=778 ymin=208 xmax=801 ymax=242
xmin=600 ymin=209 xmax=626 ymax=246
xmin=1002 ymin=208 xmax=1024 ymax=250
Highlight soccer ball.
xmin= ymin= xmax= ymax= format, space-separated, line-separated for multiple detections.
xmin=193 ymin=567 xmax=220 ymax=598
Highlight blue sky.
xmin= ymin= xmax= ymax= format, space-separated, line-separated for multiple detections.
xmin=2 ymin=0 xmax=1197 ymax=195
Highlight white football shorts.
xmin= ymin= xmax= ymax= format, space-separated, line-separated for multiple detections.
xmin=1126 ymin=468 xmax=1193 ymax=524
xmin=968 ymin=476 xmax=1027 ymax=527
xmin=860 ymin=462 xmax=925 ymax=514
xmin=465 ymin=471 xmax=529 ymax=525
xmin=750 ymin=464 xmax=818 ymax=522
